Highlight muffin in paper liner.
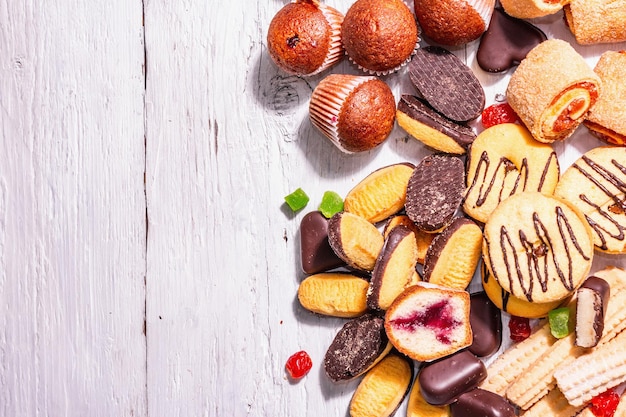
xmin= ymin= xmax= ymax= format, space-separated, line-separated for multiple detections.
xmin=309 ymin=74 xmax=396 ymax=153
xmin=310 ymin=0 xmax=345 ymax=75
xmin=470 ymin=0 xmax=496 ymax=29
xmin=342 ymin=0 xmax=421 ymax=76
xmin=267 ymin=0 xmax=345 ymax=76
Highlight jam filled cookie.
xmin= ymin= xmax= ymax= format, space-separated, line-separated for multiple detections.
xmin=483 ymin=192 xmax=594 ymax=304
xmin=464 ymin=123 xmax=559 ymax=224
xmin=554 ymin=146 xmax=626 ymax=254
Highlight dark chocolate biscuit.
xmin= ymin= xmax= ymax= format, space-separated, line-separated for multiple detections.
xmin=477 ymin=7 xmax=547 ymax=73
xmin=408 ymin=46 xmax=485 ymax=122
xmin=468 ymin=292 xmax=502 ymax=357
xmin=451 ymin=388 xmax=516 ymax=417
xmin=324 ymin=313 xmax=391 ymax=382
xmin=300 ymin=211 xmax=346 ymax=274
xmin=405 ymin=154 xmax=465 ymax=232
xmin=396 ymin=95 xmax=476 ymax=154
xmin=418 ymin=350 xmax=487 ymax=405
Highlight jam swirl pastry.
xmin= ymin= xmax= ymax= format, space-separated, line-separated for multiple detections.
xmin=555 ymin=146 xmax=626 ymax=254
xmin=483 ymin=192 xmax=594 ymax=304
xmin=506 ymin=39 xmax=601 ymax=143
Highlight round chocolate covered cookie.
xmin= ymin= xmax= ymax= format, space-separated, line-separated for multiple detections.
xmin=483 ymin=192 xmax=594 ymax=304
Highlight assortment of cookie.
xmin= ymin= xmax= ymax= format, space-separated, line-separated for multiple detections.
xmin=267 ymin=0 xmax=626 ymax=416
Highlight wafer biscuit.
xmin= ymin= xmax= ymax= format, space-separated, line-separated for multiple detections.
xmin=554 ymin=329 xmax=626 ymax=407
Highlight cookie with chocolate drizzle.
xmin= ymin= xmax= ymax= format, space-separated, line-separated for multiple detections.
xmin=483 ymin=192 xmax=594 ymax=304
xmin=555 ymin=146 xmax=626 ymax=254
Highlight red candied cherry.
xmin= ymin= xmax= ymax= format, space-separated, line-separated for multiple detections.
xmin=508 ymin=316 xmax=531 ymax=342
xmin=285 ymin=350 xmax=312 ymax=380
xmin=589 ymin=389 xmax=620 ymax=417
xmin=481 ymin=102 xmax=520 ymax=129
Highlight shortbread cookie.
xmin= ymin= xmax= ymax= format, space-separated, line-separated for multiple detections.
xmin=368 ymin=226 xmax=418 ymax=311
xmin=383 ymin=215 xmax=436 ymax=264
xmin=405 ymin=153 xmax=465 ymax=232
xmin=483 ymin=192 xmax=594 ymax=304
xmin=584 ymin=51 xmax=626 ymax=145
xmin=298 ymin=272 xmax=369 ymax=317
xmin=344 ymin=163 xmax=415 ymax=224
xmin=423 ymin=217 xmax=483 ymax=290
xmin=521 ymin=388 xmax=584 ymax=417
xmin=481 ymin=262 xmax=564 ymax=319
xmin=324 ymin=313 xmax=392 ymax=382
xmin=506 ymin=39 xmax=601 ymax=143
xmin=396 ymin=95 xmax=476 ymax=154
xmin=480 ymin=321 xmax=555 ymax=396
xmin=350 ymin=353 xmax=413 ymax=417
xmin=385 ymin=283 xmax=472 ymax=362
xmin=554 ymin=146 xmax=626 ymax=254
xmin=464 ymin=123 xmax=559 ymax=224
xmin=554 ymin=329 xmax=626 ymax=407
xmin=406 ymin=381 xmax=450 ymax=417
xmin=328 ymin=211 xmax=384 ymax=271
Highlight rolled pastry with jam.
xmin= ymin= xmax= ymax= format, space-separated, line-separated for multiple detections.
xmin=564 ymin=0 xmax=626 ymax=45
xmin=500 ymin=0 xmax=568 ymax=18
xmin=584 ymin=51 xmax=626 ymax=146
xmin=506 ymin=39 xmax=601 ymax=143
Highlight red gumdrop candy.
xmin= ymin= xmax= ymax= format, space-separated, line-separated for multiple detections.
xmin=508 ymin=316 xmax=531 ymax=342
xmin=481 ymin=103 xmax=520 ymax=129
xmin=285 ymin=350 xmax=313 ymax=380
xmin=589 ymin=389 xmax=620 ymax=417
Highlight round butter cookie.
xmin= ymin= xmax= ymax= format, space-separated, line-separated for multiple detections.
xmin=554 ymin=146 xmax=626 ymax=254
xmin=481 ymin=262 xmax=564 ymax=319
xmin=464 ymin=123 xmax=560 ymax=224
xmin=483 ymin=192 xmax=594 ymax=304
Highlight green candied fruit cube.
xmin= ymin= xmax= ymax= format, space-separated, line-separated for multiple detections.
xmin=319 ymin=191 xmax=344 ymax=218
xmin=284 ymin=188 xmax=310 ymax=212
xmin=549 ymin=307 xmax=572 ymax=339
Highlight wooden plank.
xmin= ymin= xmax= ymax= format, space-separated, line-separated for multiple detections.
xmin=0 ymin=1 xmax=147 ymax=416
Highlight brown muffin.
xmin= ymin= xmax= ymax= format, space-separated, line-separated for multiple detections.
xmin=341 ymin=0 xmax=419 ymax=75
xmin=267 ymin=0 xmax=344 ymax=76
xmin=309 ymin=74 xmax=396 ymax=153
xmin=414 ymin=0 xmax=495 ymax=46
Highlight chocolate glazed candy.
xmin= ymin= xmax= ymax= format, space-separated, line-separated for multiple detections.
xmin=300 ymin=211 xmax=345 ymax=274
xmin=418 ymin=350 xmax=487 ymax=405
xmin=469 ymin=292 xmax=502 ymax=357
xmin=451 ymin=388 xmax=516 ymax=417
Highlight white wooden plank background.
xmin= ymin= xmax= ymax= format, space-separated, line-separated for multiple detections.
xmin=1 ymin=1 xmax=625 ymax=416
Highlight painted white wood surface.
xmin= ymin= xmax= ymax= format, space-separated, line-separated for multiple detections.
xmin=2 ymin=0 xmax=626 ymax=416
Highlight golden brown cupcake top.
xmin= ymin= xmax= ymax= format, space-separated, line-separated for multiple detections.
xmin=267 ymin=1 xmax=333 ymax=75
xmin=337 ymin=78 xmax=396 ymax=152
xmin=341 ymin=0 xmax=418 ymax=74
xmin=414 ymin=0 xmax=486 ymax=46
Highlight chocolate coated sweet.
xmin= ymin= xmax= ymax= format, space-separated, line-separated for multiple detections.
xmin=469 ymin=292 xmax=502 ymax=357
xmin=405 ymin=154 xmax=465 ymax=232
xmin=451 ymin=388 xmax=516 ymax=417
xmin=300 ymin=211 xmax=345 ymax=274
xmin=575 ymin=276 xmax=611 ymax=348
xmin=409 ymin=46 xmax=485 ymax=122
xmin=324 ymin=313 xmax=390 ymax=382
xmin=418 ymin=350 xmax=487 ymax=405
xmin=397 ymin=95 xmax=476 ymax=151
xmin=477 ymin=7 xmax=547 ymax=73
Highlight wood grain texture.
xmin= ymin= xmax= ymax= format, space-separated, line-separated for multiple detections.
xmin=2 ymin=0 xmax=626 ymax=416
xmin=0 ymin=1 xmax=147 ymax=416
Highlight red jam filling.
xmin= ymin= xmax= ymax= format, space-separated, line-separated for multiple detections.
xmin=390 ymin=300 xmax=460 ymax=344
